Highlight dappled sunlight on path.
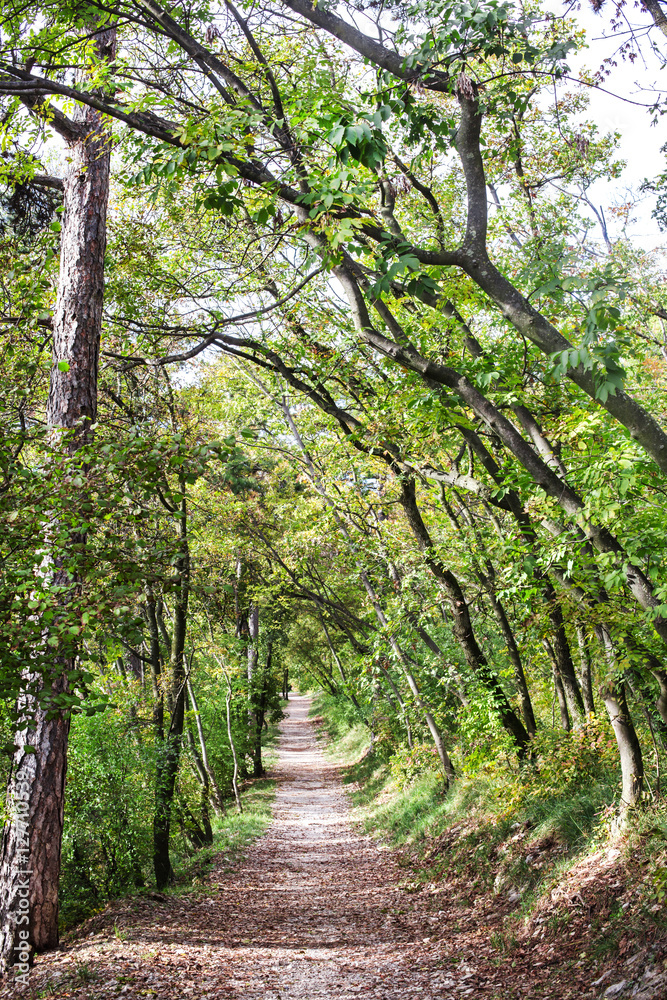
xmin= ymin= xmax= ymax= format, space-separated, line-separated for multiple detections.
xmin=3 ymin=694 xmax=625 ymax=1000
xmin=5 ymin=695 xmax=461 ymax=999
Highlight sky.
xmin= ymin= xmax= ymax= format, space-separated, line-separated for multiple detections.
xmin=546 ymin=0 xmax=667 ymax=248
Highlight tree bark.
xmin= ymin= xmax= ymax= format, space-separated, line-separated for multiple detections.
xmin=0 ymin=23 xmax=114 ymax=973
xmin=153 ymin=488 xmax=189 ymax=889
xmin=602 ymin=684 xmax=644 ymax=809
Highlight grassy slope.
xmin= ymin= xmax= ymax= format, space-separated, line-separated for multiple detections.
xmin=312 ymin=695 xmax=667 ymax=998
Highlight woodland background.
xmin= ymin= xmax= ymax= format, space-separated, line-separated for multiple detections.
xmin=2 ymin=0 xmax=667 ymax=973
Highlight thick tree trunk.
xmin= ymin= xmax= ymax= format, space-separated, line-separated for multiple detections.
xmin=0 ymin=677 xmax=71 ymax=972
xmin=0 ymin=25 xmax=114 ymax=974
xmin=642 ymin=0 xmax=667 ymax=38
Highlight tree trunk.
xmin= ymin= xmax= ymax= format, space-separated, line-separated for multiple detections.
xmin=543 ymin=582 xmax=585 ymax=727
xmin=602 ymin=684 xmax=644 ymax=810
xmin=153 ymin=489 xmax=189 ymax=889
xmin=398 ymin=478 xmax=529 ymax=754
xmin=319 ymin=612 xmax=368 ymax=725
xmin=187 ymin=677 xmax=225 ymax=813
xmin=653 ymin=668 xmax=667 ymax=728
xmin=144 ymin=584 xmax=164 ymax=740
xmin=0 ymin=23 xmax=114 ymax=974
xmin=252 ymin=642 xmax=271 ymax=778
xmin=226 ymin=687 xmax=243 ymax=814
xmin=378 ymin=661 xmax=413 ymax=749
xmin=576 ymin=624 xmax=596 ymax=716
xmin=479 ymin=570 xmax=536 ymax=736
xmin=544 ymin=639 xmax=571 ymax=731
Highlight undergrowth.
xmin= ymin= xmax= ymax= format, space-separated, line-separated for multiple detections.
xmin=169 ymin=776 xmax=276 ymax=891
xmin=59 ymin=723 xmax=279 ymax=930
xmin=311 ymin=690 xmax=667 ymax=964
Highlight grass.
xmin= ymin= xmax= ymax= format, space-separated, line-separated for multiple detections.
xmin=169 ymin=775 xmax=276 ymax=890
xmin=309 ymin=689 xmax=667 ymax=962
xmin=313 ymin=692 xmax=617 ymax=859
xmin=315 ymin=694 xmax=667 ymax=988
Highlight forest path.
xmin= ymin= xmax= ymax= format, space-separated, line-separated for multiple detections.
xmin=6 ymin=696 xmax=664 ymax=1000
xmin=192 ymin=692 xmax=453 ymax=999
xmin=15 ymin=694 xmax=468 ymax=999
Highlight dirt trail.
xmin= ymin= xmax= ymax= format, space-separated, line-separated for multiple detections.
xmin=201 ymin=693 xmax=449 ymax=999
xmin=10 ymin=695 xmax=652 ymax=999
xmin=7 ymin=695 xmax=461 ymax=999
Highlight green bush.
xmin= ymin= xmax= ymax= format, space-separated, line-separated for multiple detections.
xmin=389 ymin=742 xmax=441 ymax=788
xmin=60 ymin=705 xmax=155 ymax=926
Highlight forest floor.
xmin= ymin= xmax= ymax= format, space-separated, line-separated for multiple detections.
xmin=4 ymin=694 xmax=667 ymax=1000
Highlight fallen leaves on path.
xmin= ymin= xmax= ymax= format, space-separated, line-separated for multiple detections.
xmin=3 ymin=696 xmax=666 ymax=1000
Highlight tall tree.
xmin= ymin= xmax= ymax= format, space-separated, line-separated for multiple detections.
xmin=0 ymin=21 xmax=115 ymax=968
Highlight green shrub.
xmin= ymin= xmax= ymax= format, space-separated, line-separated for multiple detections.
xmin=389 ymin=742 xmax=441 ymax=788
xmin=60 ymin=705 xmax=155 ymax=926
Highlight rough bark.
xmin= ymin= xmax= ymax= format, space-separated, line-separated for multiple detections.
xmin=0 ymin=24 xmax=114 ymax=973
